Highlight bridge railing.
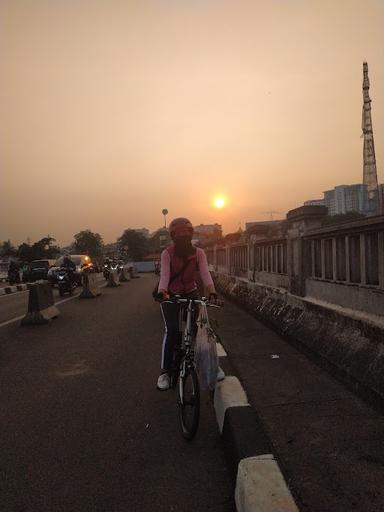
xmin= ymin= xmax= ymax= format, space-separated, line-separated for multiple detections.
xmin=205 ymin=206 xmax=384 ymax=318
xmin=304 ymin=219 xmax=384 ymax=288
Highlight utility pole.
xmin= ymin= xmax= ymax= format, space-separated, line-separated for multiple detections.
xmin=362 ymin=62 xmax=379 ymax=214
xmin=162 ymin=209 xmax=168 ymax=228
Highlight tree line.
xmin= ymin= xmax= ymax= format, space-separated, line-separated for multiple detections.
xmin=0 ymin=228 xmax=164 ymax=262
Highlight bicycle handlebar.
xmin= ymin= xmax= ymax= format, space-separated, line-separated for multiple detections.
xmin=163 ymin=296 xmax=223 ymax=308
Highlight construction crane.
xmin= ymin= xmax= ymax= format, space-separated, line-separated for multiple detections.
xmin=261 ymin=211 xmax=283 ymax=221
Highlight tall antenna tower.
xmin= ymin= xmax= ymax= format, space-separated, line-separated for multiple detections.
xmin=362 ymin=62 xmax=379 ymax=213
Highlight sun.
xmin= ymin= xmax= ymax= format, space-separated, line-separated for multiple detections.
xmin=213 ymin=196 xmax=226 ymax=209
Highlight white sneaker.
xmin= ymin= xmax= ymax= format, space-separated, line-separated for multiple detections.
xmin=217 ymin=366 xmax=225 ymax=382
xmin=157 ymin=373 xmax=170 ymax=391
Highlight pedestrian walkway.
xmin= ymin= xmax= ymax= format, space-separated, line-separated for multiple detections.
xmin=213 ymin=299 xmax=384 ymax=512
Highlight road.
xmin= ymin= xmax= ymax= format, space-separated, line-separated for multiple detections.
xmin=0 ymin=274 xmax=234 ymax=512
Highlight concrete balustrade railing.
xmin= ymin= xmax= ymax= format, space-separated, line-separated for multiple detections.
xmin=206 ymin=206 xmax=384 ymax=318
xmin=207 ymin=206 xmax=384 ymax=401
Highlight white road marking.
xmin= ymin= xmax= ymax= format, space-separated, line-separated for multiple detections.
xmin=0 ymin=315 xmax=25 ymax=328
xmin=0 ymin=290 xmax=29 ymax=300
xmin=0 ymin=281 xmax=108 ymax=328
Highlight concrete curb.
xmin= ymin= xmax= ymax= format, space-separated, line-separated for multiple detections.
xmin=214 ymin=344 xmax=300 ymax=512
xmin=0 ymin=284 xmax=29 ymax=296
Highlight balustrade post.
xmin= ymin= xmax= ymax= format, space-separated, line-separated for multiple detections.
xmin=320 ymin=239 xmax=326 ymax=280
xmin=286 ymin=205 xmax=327 ymax=296
xmin=332 ymin=238 xmax=337 ymax=281
xmin=378 ymin=232 xmax=384 ymax=289
xmin=360 ymin=234 xmax=367 ymax=285
xmin=226 ymin=246 xmax=231 ymax=275
xmin=345 ymin=235 xmax=351 ymax=283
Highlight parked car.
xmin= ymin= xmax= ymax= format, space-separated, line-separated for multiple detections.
xmin=47 ymin=255 xmax=93 ymax=286
xmin=30 ymin=259 xmax=56 ymax=281
xmin=0 ymin=261 xmax=9 ymax=282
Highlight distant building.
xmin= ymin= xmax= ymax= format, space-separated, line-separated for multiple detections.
xmin=148 ymin=227 xmax=170 ymax=254
xmin=103 ymin=242 xmax=119 ymax=259
xmin=132 ymin=228 xmax=150 ymax=238
xmin=304 ymin=199 xmax=325 ymax=206
xmin=323 ymin=184 xmax=368 ymax=216
xmin=193 ymin=224 xmax=222 ymax=246
xmin=245 ymin=220 xmax=283 ymax=231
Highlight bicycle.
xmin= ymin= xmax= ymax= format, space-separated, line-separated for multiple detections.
xmin=165 ymin=295 xmax=221 ymax=440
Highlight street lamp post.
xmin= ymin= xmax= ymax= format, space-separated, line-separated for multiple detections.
xmin=162 ymin=209 xmax=168 ymax=228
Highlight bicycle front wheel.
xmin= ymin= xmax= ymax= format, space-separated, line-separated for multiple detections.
xmin=178 ymin=366 xmax=200 ymax=440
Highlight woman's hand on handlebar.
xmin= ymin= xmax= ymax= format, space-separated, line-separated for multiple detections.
xmin=158 ymin=289 xmax=170 ymax=301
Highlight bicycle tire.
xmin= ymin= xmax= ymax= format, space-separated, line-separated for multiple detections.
xmin=170 ymin=347 xmax=183 ymax=390
xmin=178 ymin=366 xmax=200 ymax=440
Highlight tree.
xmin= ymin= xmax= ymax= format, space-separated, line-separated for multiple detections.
xmin=73 ymin=230 xmax=104 ymax=258
xmin=17 ymin=243 xmax=34 ymax=262
xmin=17 ymin=236 xmax=60 ymax=261
xmin=118 ymin=229 xmax=148 ymax=261
xmin=32 ymin=236 xmax=60 ymax=259
xmin=0 ymin=240 xmax=16 ymax=258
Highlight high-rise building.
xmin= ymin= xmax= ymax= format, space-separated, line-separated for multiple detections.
xmin=362 ymin=62 xmax=379 ymax=213
xmin=323 ymin=184 xmax=368 ymax=215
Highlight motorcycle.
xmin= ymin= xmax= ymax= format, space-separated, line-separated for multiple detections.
xmin=57 ymin=268 xmax=77 ymax=297
xmin=103 ymin=263 xmax=110 ymax=281
xmin=103 ymin=262 xmax=119 ymax=281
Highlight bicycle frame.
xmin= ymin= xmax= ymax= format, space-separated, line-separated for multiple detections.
xmin=163 ymin=295 xmax=221 ymax=440
xmin=165 ymin=296 xmax=220 ymax=378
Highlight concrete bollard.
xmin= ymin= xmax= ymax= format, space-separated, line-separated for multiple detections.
xmin=107 ymin=269 xmax=120 ymax=287
xmin=21 ymin=282 xmax=59 ymax=325
xmin=80 ymin=273 xmax=101 ymax=298
xmin=128 ymin=264 xmax=139 ymax=279
xmin=119 ymin=267 xmax=130 ymax=282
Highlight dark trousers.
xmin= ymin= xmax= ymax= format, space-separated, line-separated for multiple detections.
xmin=160 ymin=292 xmax=199 ymax=372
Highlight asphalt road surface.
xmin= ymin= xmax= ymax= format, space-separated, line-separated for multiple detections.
xmin=0 ymin=274 xmax=234 ymax=512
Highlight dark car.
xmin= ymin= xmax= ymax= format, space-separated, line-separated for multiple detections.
xmin=30 ymin=259 xmax=56 ymax=281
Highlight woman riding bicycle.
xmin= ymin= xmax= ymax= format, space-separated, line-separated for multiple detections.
xmin=156 ymin=217 xmax=223 ymax=391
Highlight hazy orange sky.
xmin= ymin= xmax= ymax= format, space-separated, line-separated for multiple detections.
xmin=1 ymin=0 xmax=384 ymax=245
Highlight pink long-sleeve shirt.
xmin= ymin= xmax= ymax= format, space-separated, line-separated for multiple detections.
xmin=158 ymin=246 xmax=214 ymax=294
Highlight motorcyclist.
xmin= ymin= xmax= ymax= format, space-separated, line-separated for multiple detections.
xmin=60 ymin=255 xmax=76 ymax=284
xmin=8 ymin=260 xmax=20 ymax=284
xmin=21 ymin=261 xmax=31 ymax=283
xmin=61 ymin=255 xmax=76 ymax=271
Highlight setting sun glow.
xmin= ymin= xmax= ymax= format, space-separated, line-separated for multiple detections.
xmin=213 ymin=196 xmax=226 ymax=209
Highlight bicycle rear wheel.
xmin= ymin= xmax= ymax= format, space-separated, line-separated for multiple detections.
xmin=178 ymin=366 xmax=200 ymax=440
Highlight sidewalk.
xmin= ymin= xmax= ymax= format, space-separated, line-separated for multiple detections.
xmin=212 ymin=299 xmax=384 ymax=512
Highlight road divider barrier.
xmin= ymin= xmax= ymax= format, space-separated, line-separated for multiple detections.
xmin=0 ymin=283 xmax=30 ymax=296
xmin=80 ymin=273 xmax=101 ymax=298
xmin=21 ymin=282 xmax=59 ymax=325
xmin=119 ymin=267 xmax=131 ymax=282
xmin=107 ymin=269 xmax=120 ymax=287
xmin=128 ymin=264 xmax=139 ymax=279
